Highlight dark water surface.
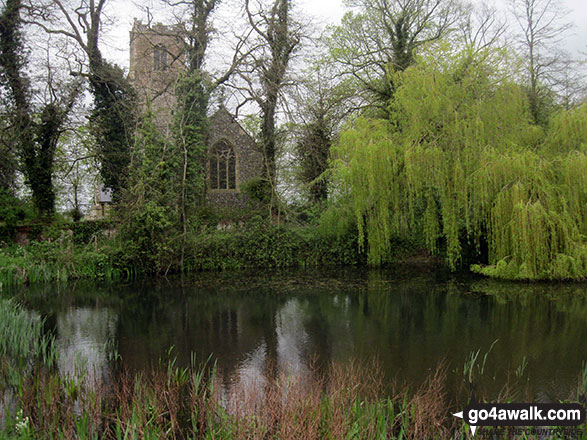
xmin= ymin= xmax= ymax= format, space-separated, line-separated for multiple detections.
xmin=15 ymin=267 xmax=587 ymax=401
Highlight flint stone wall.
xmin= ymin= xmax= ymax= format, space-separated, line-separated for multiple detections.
xmin=206 ymin=108 xmax=264 ymax=209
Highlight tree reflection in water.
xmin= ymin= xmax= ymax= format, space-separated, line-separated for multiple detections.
xmin=55 ymin=307 xmax=118 ymax=389
xmin=16 ymin=268 xmax=587 ymax=403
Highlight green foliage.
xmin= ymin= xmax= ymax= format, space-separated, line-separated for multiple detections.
xmin=331 ymin=47 xmax=587 ymax=279
xmin=542 ymin=104 xmax=587 ymax=155
xmin=241 ymin=177 xmax=272 ymax=205
xmin=89 ymin=61 xmax=137 ymax=198
xmin=0 ymin=120 xmax=17 ymax=191
xmin=295 ymin=118 xmax=331 ymax=203
xmin=318 ymin=199 xmax=356 ymax=239
xmin=524 ymin=82 xmax=559 ymax=127
xmin=70 ymin=220 xmax=113 ymax=245
xmin=188 ymin=216 xmax=363 ymax=270
xmin=0 ymin=189 xmax=32 ymax=241
xmin=0 ymin=214 xmax=367 ymax=285
xmin=174 ymin=70 xmax=209 ymax=209
xmin=117 ymin=105 xmax=181 ymax=273
xmin=118 ymin=201 xmax=177 ymax=272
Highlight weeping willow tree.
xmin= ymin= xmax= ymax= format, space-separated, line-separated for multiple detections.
xmin=330 ymin=46 xmax=587 ymax=280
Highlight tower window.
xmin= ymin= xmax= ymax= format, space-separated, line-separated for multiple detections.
xmin=154 ymin=45 xmax=167 ymax=71
xmin=210 ymin=141 xmax=236 ymax=190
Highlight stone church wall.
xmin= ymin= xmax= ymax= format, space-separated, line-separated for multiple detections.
xmin=206 ymin=108 xmax=264 ymax=209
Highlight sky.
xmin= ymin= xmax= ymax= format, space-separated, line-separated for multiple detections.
xmin=100 ymin=0 xmax=586 ymax=72
xmin=100 ymin=0 xmax=346 ymax=69
xmin=564 ymin=0 xmax=587 ymax=54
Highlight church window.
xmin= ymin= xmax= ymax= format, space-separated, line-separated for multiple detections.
xmin=154 ymin=45 xmax=168 ymax=71
xmin=210 ymin=141 xmax=236 ymax=190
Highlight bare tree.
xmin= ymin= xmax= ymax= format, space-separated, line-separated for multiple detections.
xmin=54 ymin=126 xmax=97 ymax=220
xmin=326 ymin=0 xmax=465 ymax=112
xmin=288 ymin=58 xmax=355 ymax=204
xmin=461 ymin=3 xmax=508 ymax=51
xmin=555 ymin=58 xmax=587 ymax=108
xmin=230 ymin=0 xmax=301 ymax=197
xmin=22 ymin=0 xmax=137 ymax=196
xmin=509 ymin=0 xmax=573 ymax=123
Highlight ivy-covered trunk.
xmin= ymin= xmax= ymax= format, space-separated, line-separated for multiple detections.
xmin=88 ymin=60 xmax=137 ymax=199
xmin=0 ymin=0 xmax=79 ymax=217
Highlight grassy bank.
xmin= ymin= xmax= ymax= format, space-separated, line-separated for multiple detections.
xmin=1 ymin=218 xmax=401 ymax=287
xmin=0 ymin=219 xmax=127 ymax=288
xmin=0 ymin=240 xmax=125 ymax=288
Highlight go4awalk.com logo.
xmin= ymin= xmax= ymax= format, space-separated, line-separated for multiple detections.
xmin=453 ymin=394 xmax=585 ymax=437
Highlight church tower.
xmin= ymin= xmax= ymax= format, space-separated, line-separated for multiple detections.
xmin=129 ymin=20 xmax=185 ymax=131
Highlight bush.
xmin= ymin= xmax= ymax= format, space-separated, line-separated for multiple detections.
xmin=241 ymin=177 xmax=272 ymax=205
xmin=117 ymin=201 xmax=179 ymax=273
xmin=70 ymin=220 xmax=114 ymax=245
xmin=188 ymin=216 xmax=364 ymax=271
xmin=0 ymin=190 xmax=33 ymax=242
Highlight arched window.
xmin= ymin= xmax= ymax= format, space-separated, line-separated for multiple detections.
xmin=209 ymin=141 xmax=236 ymax=190
xmin=153 ymin=45 xmax=167 ymax=71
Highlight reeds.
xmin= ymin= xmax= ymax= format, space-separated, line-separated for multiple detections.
xmin=2 ymin=355 xmax=585 ymax=439
xmin=0 ymin=299 xmax=54 ymax=367
xmin=1 ymin=328 xmax=585 ymax=439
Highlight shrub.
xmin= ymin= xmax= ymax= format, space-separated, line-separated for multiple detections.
xmin=0 ymin=190 xmax=33 ymax=242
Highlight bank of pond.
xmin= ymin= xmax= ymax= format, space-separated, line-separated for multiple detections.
xmin=0 ymin=268 xmax=586 ymax=438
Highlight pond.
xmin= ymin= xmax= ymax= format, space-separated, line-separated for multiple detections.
xmin=13 ymin=267 xmax=587 ymax=403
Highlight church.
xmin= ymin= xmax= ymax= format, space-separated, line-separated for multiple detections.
xmin=128 ymin=19 xmax=264 ymax=209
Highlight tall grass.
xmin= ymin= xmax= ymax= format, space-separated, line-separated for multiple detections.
xmin=0 ymin=299 xmax=54 ymax=368
xmin=1 ymin=355 xmax=585 ymax=439
xmin=1 ymin=359 xmax=452 ymax=439
xmin=0 ymin=241 xmax=124 ymax=289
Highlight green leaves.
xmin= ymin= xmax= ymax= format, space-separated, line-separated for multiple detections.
xmin=117 ymin=105 xmax=181 ymax=273
xmin=89 ymin=61 xmax=137 ymax=198
xmin=332 ymin=48 xmax=587 ymax=279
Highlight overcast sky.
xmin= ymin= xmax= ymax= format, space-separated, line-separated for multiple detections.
xmin=101 ymin=0 xmax=586 ymax=72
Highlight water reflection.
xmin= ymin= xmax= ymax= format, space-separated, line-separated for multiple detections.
xmin=55 ymin=307 xmax=117 ymax=387
xmin=226 ymin=343 xmax=267 ymax=406
xmin=276 ymin=299 xmax=310 ymax=377
xmin=18 ymin=269 xmax=587 ymax=401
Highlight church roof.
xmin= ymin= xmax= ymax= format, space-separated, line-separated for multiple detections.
xmin=210 ymin=106 xmax=257 ymax=145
